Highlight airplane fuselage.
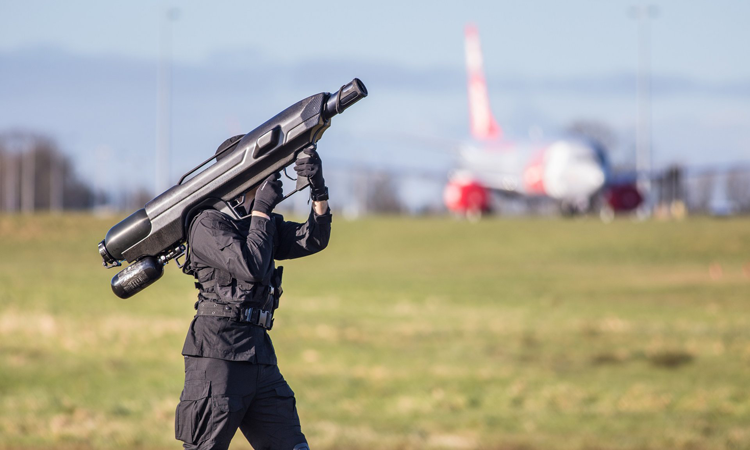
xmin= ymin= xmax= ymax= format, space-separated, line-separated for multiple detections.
xmin=447 ymin=24 xmax=615 ymax=216
xmin=456 ymin=139 xmax=606 ymax=204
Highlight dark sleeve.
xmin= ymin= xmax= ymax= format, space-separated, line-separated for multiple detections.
xmin=189 ymin=210 xmax=276 ymax=282
xmin=274 ymin=207 xmax=332 ymax=260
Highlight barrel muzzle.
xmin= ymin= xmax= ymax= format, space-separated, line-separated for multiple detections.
xmin=98 ymin=240 xmax=120 ymax=268
xmin=323 ymin=78 xmax=368 ymax=120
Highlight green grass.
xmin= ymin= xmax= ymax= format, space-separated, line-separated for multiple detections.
xmin=1 ymin=214 xmax=750 ymax=449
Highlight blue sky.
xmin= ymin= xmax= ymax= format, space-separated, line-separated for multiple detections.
xmin=3 ymin=0 xmax=749 ymax=80
xmin=0 ymin=0 xmax=748 ymax=207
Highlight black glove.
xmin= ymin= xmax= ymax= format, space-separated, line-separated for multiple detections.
xmin=253 ymin=172 xmax=283 ymax=215
xmin=294 ymin=146 xmax=326 ymax=198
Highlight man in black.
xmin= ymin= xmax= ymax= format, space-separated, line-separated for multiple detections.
xmin=175 ymin=137 xmax=331 ymax=450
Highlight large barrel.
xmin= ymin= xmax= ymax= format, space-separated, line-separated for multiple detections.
xmin=97 ymin=79 xmax=367 ymax=298
xmin=98 ymin=208 xmax=152 ymax=266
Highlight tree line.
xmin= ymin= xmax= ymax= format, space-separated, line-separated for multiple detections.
xmin=0 ymin=131 xmax=96 ymax=212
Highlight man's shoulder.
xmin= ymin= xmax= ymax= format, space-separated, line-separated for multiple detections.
xmin=191 ymin=209 xmax=284 ymax=236
xmin=192 ymin=209 xmax=236 ymax=233
xmin=195 ymin=208 xmax=229 ymax=220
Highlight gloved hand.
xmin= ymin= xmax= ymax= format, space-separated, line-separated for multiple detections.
xmin=294 ymin=146 xmax=326 ymax=196
xmin=253 ymin=172 xmax=283 ymax=216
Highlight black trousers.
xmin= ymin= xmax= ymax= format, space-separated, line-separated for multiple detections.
xmin=175 ymin=356 xmax=307 ymax=450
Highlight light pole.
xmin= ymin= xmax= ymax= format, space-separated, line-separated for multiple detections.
xmin=155 ymin=7 xmax=180 ymax=195
xmin=630 ymin=5 xmax=657 ymax=216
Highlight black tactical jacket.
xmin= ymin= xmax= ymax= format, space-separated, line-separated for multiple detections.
xmin=181 ymin=207 xmax=332 ymax=363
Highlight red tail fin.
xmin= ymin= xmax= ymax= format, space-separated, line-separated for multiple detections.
xmin=465 ymin=24 xmax=501 ymax=141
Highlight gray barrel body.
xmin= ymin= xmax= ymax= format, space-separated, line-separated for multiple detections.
xmin=98 ymin=79 xmax=367 ymax=300
xmin=106 ymin=92 xmax=331 ymax=264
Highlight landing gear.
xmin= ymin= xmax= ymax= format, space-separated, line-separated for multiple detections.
xmin=599 ymin=205 xmax=615 ymax=223
xmin=466 ymin=207 xmax=483 ymax=223
xmin=559 ymin=198 xmax=592 ymax=217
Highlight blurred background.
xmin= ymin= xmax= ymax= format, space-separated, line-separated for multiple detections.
xmin=1 ymin=0 xmax=749 ymax=218
xmin=1 ymin=1 xmax=749 ymax=449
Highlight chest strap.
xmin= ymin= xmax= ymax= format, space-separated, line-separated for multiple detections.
xmin=195 ymin=301 xmax=274 ymax=330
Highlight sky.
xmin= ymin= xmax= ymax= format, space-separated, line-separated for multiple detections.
xmin=3 ymin=1 xmax=749 ymax=80
xmin=0 ymin=0 xmax=748 ymax=209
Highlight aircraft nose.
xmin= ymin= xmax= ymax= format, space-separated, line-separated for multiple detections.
xmin=577 ymin=162 xmax=606 ymax=192
xmin=542 ymin=141 xmax=608 ymax=201
xmin=558 ymin=160 xmax=606 ymax=199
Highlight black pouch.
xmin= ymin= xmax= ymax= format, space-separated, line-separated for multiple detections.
xmin=273 ymin=384 xmax=296 ymax=416
xmin=215 ymin=270 xmax=232 ymax=288
xmin=174 ymin=377 xmax=211 ymax=445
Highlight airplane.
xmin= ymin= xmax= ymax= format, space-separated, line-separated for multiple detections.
xmin=443 ymin=24 xmax=643 ymax=218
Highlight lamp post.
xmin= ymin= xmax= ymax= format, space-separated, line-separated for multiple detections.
xmin=155 ymin=7 xmax=180 ymax=195
xmin=630 ymin=5 xmax=658 ymax=217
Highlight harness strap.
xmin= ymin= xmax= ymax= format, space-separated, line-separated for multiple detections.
xmin=195 ymin=301 xmax=274 ymax=330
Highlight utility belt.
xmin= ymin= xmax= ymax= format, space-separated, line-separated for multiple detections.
xmin=195 ymin=283 xmax=278 ymax=306
xmin=195 ymin=300 xmax=275 ymax=330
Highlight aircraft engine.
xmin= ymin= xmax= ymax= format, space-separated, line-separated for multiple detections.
xmin=444 ymin=177 xmax=490 ymax=216
xmin=605 ymin=183 xmax=643 ymax=211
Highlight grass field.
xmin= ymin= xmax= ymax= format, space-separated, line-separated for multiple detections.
xmin=1 ymin=214 xmax=749 ymax=449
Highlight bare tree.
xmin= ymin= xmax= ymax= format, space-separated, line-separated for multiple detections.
xmin=0 ymin=131 xmax=96 ymax=212
xmin=726 ymin=168 xmax=750 ymax=213
xmin=364 ymin=171 xmax=404 ymax=214
xmin=686 ymin=171 xmax=715 ymax=214
xmin=655 ymin=165 xmax=683 ymax=204
xmin=0 ymin=149 xmax=20 ymax=212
